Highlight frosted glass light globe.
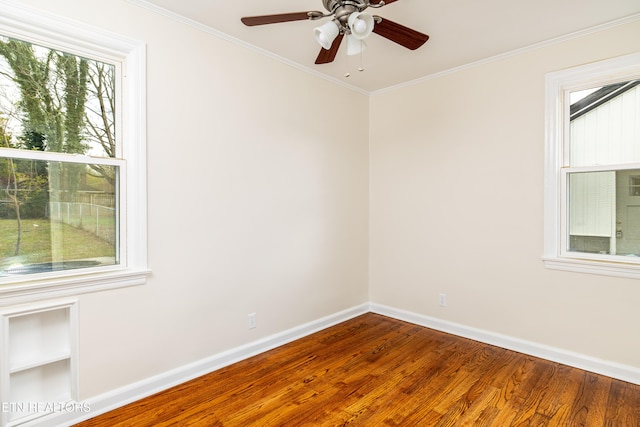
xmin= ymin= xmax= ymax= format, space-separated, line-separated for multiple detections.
xmin=353 ymin=19 xmax=367 ymax=35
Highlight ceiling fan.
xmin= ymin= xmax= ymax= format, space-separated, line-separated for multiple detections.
xmin=241 ymin=0 xmax=429 ymax=65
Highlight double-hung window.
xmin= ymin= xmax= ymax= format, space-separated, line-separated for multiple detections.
xmin=544 ymin=52 xmax=640 ymax=278
xmin=0 ymin=3 xmax=147 ymax=303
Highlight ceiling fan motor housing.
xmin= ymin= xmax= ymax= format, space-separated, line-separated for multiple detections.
xmin=323 ymin=0 xmax=371 ymax=26
xmin=322 ymin=0 xmax=370 ymax=34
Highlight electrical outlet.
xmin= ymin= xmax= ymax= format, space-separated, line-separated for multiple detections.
xmin=438 ymin=293 xmax=447 ymax=307
xmin=248 ymin=312 xmax=257 ymax=329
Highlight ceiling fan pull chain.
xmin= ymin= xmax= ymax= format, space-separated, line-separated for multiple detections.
xmin=345 ymin=49 xmax=351 ymax=77
xmin=344 ymin=44 xmax=365 ymax=77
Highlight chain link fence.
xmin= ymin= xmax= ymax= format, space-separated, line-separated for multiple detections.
xmin=48 ymin=201 xmax=116 ymax=245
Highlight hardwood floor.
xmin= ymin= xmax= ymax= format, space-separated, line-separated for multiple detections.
xmin=75 ymin=313 xmax=640 ymax=426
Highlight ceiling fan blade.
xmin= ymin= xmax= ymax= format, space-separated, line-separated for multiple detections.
xmin=241 ymin=12 xmax=316 ymax=26
xmin=370 ymin=0 xmax=400 ymax=4
xmin=315 ymin=34 xmax=344 ymax=64
xmin=372 ymin=17 xmax=429 ymax=50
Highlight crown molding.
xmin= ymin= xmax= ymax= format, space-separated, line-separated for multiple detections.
xmin=126 ymin=0 xmax=370 ymax=96
xmin=371 ymin=12 xmax=640 ymax=96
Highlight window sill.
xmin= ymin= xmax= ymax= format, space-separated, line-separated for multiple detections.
xmin=543 ymin=256 xmax=640 ymax=279
xmin=0 ymin=268 xmax=151 ymax=306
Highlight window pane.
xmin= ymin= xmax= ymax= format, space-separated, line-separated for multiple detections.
xmin=0 ymin=36 xmax=116 ymax=158
xmin=568 ymin=169 xmax=640 ymax=257
xmin=0 ymin=158 xmax=118 ymax=276
xmin=569 ymin=79 xmax=640 ymax=167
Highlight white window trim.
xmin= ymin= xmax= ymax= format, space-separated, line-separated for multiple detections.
xmin=0 ymin=1 xmax=149 ymax=305
xmin=543 ymin=51 xmax=640 ymax=279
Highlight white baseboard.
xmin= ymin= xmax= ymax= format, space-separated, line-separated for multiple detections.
xmin=32 ymin=304 xmax=370 ymax=427
xmin=370 ymin=303 xmax=640 ymax=386
xmin=30 ymin=301 xmax=640 ymax=426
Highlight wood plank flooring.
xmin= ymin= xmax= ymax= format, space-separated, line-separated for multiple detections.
xmin=74 ymin=313 xmax=640 ymax=426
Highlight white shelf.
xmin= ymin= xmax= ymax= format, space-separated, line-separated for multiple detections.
xmin=9 ymin=351 xmax=72 ymax=374
xmin=0 ymin=299 xmax=78 ymax=427
xmin=9 ymin=360 xmax=72 ymax=401
xmin=7 ymin=360 xmax=72 ymax=424
xmin=8 ymin=307 xmax=70 ymax=369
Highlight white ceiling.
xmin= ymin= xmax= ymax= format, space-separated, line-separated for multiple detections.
xmin=134 ymin=0 xmax=640 ymax=93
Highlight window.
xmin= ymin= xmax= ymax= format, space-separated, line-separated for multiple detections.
xmin=0 ymin=3 xmax=147 ymax=303
xmin=544 ymin=52 xmax=640 ymax=278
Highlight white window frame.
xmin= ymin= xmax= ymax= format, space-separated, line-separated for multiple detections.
xmin=544 ymin=52 xmax=640 ymax=279
xmin=0 ymin=2 xmax=148 ymax=305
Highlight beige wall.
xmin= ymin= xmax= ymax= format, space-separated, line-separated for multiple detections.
xmin=369 ymin=20 xmax=640 ymax=367
xmin=18 ymin=0 xmax=370 ymax=399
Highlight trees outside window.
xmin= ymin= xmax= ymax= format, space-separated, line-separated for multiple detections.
xmin=0 ymin=37 xmax=119 ymax=275
xmin=0 ymin=3 xmax=147 ymax=303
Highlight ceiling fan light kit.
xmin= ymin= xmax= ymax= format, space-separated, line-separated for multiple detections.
xmin=346 ymin=34 xmax=367 ymax=56
xmin=314 ymin=20 xmax=340 ymax=49
xmin=347 ymin=12 xmax=374 ymax=40
xmin=241 ymin=0 xmax=429 ymax=66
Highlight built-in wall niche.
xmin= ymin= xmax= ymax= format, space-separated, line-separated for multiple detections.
xmin=0 ymin=299 xmax=78 ymax=427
